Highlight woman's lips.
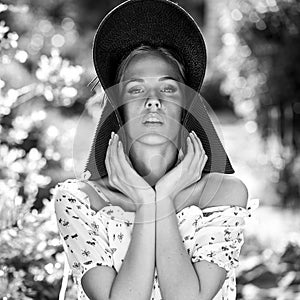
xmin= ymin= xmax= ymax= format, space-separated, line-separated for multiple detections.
xmin=142 ymin=113 xmax=163 ymax=124
xmin=143 ymin=122 xmax=163 ymax=127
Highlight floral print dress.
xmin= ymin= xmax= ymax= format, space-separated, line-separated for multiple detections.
xmin=53 ymin=173 xmax=259 ymax=300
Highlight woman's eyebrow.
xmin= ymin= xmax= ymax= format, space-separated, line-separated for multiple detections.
xmin=120 ymin=76 xmax=182 ymax=94
xmin=123 ymin=76 xmax=180 ymax=86
xmin=158 ymin=76 xmax=180 ymax=82
xmin=122 ymin=78 xmax=144 ymax=89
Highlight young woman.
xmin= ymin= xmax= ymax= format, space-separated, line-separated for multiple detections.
xmin=53 ymin=1 xmax=259 ymax=299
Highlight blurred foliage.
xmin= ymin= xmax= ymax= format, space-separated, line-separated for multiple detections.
xmin=201 ymin=75 xmax=235 ymax=111
xmin=0 ymin=200 xmax=64 ymax=299
xmin=0 ymin=3 xmax=89 ymax=298
xmin=237 ymin=235 xmax=300 ymax=299
xmin=216 ymin=0 xmax=300 ymax=207
xmin=0 ymin=5 xmax=85 ymax=230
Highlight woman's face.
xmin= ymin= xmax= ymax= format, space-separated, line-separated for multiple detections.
xmin=119 ymin=52 xmax=185 ymax=146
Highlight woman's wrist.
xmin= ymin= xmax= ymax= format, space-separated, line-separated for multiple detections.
xmin=135 ymin=201 xmax=156 ymax=224
xmin=138 ymin=189 xmax=156 ymax=204
xmin=155 ymin=193 xmax=176 ymax=220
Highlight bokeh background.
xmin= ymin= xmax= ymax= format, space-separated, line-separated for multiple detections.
xmin=1 ymin=0 xmax=300 ymax=299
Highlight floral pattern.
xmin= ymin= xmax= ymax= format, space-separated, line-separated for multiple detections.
xmin=53 ymin=177 xmax=259 ymax=300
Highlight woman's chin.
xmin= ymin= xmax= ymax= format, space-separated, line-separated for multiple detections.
xmin=137 ymin=132 xmax=168 ymax=144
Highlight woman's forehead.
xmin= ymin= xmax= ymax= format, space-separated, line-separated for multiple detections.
xmin=122 ymin=53 xmax=182 ymax=81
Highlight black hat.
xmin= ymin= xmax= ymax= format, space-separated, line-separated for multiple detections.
xmin=83 ymin=0 xmax=235 ymax=180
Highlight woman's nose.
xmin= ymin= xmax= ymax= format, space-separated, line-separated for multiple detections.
xmin=145 ymin=97 xmax=161 ymax=109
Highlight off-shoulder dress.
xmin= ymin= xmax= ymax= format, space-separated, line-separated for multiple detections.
xmin=53 ymin=171 xmax=259 ymax=300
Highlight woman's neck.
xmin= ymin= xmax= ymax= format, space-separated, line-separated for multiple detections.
xmin=128 ymin=141 xmax=179 ymax=188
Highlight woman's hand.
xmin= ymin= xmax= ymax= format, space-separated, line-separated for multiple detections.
xmin=155 ymin=131 xmax=208 ymax=202
xmin=95 ymin=176 xmax=137 ymax=212
xmin=173 ymin=173 xmax=209 ymax=213
xmin=105 ymin=132 xmax=155 ymax=209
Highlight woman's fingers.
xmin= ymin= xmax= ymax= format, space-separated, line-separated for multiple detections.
xmin=116 ymin=139 xmax=133 ymax=181
xmin=182 ymin=133 xmax=194 ymax=166
xmin=105 ymin=135 xmax=112 ymax=177
xmin=113 ymin=134 xmax=141 ymax=190
xmin=116 ymin=139 xmax=127 ymax=165
xmin=113 ymin=134 xmax=133 ymax=175
xmin=191 ymin=131 xmax=201 ymax=154
xmin=125 ymin=154 xmax=134 ymax=168
xmin=191 ymin=131 xmax=207 ymax=172
xmin=192 ymin=130 xmax=204 ymax=152
xmin=117 ymin=140 xmax=146 ymax=190
xmin=192 ymin=130 xmax=204 ymax=151
xmin=108 ymin=133 xmax=123 ymax=187
xmin=118 ymin=141 xmax=135 ymax=173
xmin=189 ymin=131 xmax=201 ymax=168
xmin=201 ymin=154 xmax=208 ymax=170
xmin=114 ymin=134 xmax=126 ymax=175
xmin=106 ymin=134 xmax=115 ymax=185
xmin=192 ymin=131 xmax=203 ymax=162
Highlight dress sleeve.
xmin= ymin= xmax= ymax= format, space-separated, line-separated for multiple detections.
xmin=191 ymin=198 xmax=259 ymax=273
xmin=53 ymin=181 xmax=115 ymax=284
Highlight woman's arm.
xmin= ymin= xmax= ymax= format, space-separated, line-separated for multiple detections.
xmin=82 ymin=133 xmax=157 ymax=300
xmin=155 ymin=175 xmax=249 ymax=300
xmin=153 ymin=132 xmax=225 ymax=299
xmin=82 ymin=201 xmax=156 ymax=300
xmin=155 ymin=194 xmax=226 ymax=300
xmin=173 ymin=173 xmax=210 ymax=213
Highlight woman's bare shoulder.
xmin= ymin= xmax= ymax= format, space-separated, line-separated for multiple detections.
xmin=77 ymin=178 xmax=110 ymax=212
xmin=199 ymin=173 xmax=248 ymax=209
xmin=79 ymin=176 xmax=136 ymax=212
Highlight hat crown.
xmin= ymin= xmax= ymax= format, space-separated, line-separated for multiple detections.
xmin=93 ymin=0 xmax=207 ymax=95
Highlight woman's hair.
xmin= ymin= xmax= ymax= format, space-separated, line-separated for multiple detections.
xmin=114 ymin=44 xmax=187 ymax=85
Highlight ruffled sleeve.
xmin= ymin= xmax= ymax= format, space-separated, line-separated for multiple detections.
xmin=191 ymin=198 xmax=259 ymax=272
xmin=53 ymin=180 xmax=115 ymax=284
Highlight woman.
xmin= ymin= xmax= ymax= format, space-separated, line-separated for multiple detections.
xmin=53 ymin=1 xmax=259 ymax=299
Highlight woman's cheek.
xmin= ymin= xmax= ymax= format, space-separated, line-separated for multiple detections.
xmin=123 ymin=105 xmax=141 ymax=137
xmin=123 ymin=103 xmax=135 ymax=123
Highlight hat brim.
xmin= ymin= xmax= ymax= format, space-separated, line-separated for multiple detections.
xmin=84 ymin=0 xmax=235 ymax=180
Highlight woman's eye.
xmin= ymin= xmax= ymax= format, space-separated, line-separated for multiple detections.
xmin=161 ymin=86 xmax=177 ymax=93
xmin=128 ymin=87 xmax=144 ymax=94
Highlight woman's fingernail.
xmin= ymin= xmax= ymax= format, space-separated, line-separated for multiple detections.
xmin=111 ymin=132 xmax=114 ymax=138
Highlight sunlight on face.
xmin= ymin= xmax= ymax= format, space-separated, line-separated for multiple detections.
xmin=119 ymin=52 xmax=185 ymax=146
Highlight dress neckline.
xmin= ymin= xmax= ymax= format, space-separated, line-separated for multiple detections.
xmin=78 ymin=171 xmax=257 ymax=217
xmin=85 ymin=179 xmax=250 ymax=213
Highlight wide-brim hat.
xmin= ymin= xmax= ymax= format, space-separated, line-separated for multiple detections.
xmin=83 ymin=0 xmax=235 ymax=180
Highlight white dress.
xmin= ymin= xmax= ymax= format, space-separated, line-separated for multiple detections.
xmin=53 ymin=173 xmax=259 ymax=300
